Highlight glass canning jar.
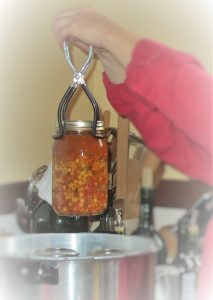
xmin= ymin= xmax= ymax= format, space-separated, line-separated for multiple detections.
xmin=52 ymin=120 xmax=108 ymax=216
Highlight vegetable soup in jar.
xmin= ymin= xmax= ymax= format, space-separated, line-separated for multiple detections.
xmin=52 ymin=120 xmax=108 ymax=216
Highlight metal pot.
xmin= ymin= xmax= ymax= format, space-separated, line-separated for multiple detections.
xmin=0 ymin=233 xmax=158 ymax=300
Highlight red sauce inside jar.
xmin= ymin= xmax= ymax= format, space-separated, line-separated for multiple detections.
xmin=52 ymin=121 xmax=108 ymax=216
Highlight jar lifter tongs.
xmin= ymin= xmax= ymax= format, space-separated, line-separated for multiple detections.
xmin=53 ymin=41 xmax=101 ymax=139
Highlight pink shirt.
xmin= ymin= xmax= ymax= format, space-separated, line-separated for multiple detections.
xmin=103 ymin=39 xmax=213 ymax=186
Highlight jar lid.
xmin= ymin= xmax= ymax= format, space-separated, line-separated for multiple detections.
xmin=55 ymin=120 xmax=105 ymax=131
xmin=54 ymin=120 xmax=107 ymax=138
xmin=63 ymin=120 xmax=105 ymax=132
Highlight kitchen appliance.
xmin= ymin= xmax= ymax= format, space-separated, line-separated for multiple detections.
xmin=16 ymin=165 xmax=90 ymax=233
xmin=0 ymin=233 xmax=159 ymax=300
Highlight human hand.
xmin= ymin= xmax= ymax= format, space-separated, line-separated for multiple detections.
xmin=53 ymin=7 xmax=139 ymax=68
xmin=53 ymin=7 xmax=115 ymax=53
xmin=53 ymin=7 xmax=128 ymax=83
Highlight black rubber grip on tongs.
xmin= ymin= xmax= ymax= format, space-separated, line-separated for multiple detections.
xmin=81 ymin=84 xmax=101 ymax=138
xmin=52 ymin=85 xmax=76 ymax=139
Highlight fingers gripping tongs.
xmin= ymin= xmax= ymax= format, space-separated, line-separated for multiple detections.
xmin=53 ymin=41 xmax=101 ymax=139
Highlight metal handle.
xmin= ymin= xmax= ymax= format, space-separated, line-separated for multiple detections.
xmin=63 ymin=40 xmax=93 ymax=80
xmin=53 ymin=41 xmax=101 ymax=139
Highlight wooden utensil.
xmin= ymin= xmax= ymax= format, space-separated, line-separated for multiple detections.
xmin=114 ymin=115 xmax=130 ymax=216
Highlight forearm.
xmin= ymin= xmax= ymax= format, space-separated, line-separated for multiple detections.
xmin=97 ymin=51 xmax=125 ymax=84
xmin=101 ymin=23 xmax=140 ymax=68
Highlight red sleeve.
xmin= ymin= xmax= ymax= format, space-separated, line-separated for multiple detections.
xmin=103 ymin=39 xmax=213 ymax=186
